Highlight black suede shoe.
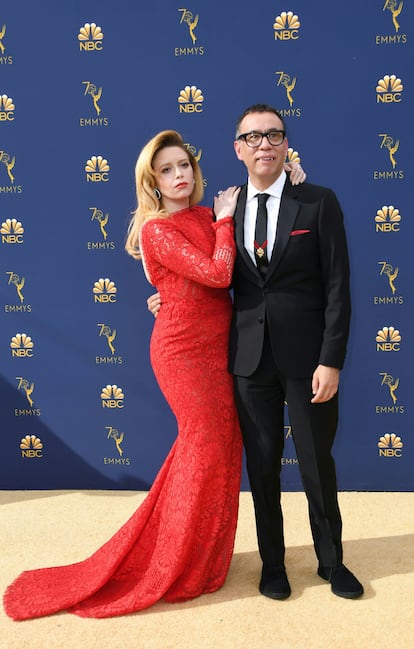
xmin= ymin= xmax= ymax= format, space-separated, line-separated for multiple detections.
xmin=318 ymin=564 xmax=364 ymax=599
xmin=259 ymin=566 xmax=291 ymax=600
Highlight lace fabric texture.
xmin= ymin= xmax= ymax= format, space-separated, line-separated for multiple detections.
xmin=4 ymin=206 xmax=242 ymax=620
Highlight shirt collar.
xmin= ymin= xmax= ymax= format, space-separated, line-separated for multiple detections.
xmin=247 ymin=170 xmax=287 ymax=201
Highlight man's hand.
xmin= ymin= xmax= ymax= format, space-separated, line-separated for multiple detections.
xmin=147 ymin=292 xmax=161 ymax=318
xmin=311 ymin=365 xmax=339 ymax=403
xmin=285 ymin=161 xmax=306 ymax=186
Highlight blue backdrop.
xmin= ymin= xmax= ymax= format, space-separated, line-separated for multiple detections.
xmin=1 ymin=1 xmax=412 ymax=491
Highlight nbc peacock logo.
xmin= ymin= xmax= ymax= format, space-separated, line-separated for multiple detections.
xmin=93 ymin=278 xmax=117 ymax=303
xmin=375 ymin=206 xmax=401 ymax=233
xmin=0 ymin=94 xmax=15 ymax=121
xmin=20 ymin=434 xmax=43 ymax=458
xmin=178 ymin=85 xmax=204 ymax=113
xmin=1 ymin=218 xmax=24 ymax=244
xmin=101 ymin=385 xmax=124 ymax=408
xmin=85 ymin=155 xmax=110 ymax=182
xmin=10 ymin=333 xmax=34 ymax=358
xmin=376 ymin=74 xmax=403 ymax=103
xmin=273 ymin=11 xmax=300 ymax=40
xmin=377 ymin=432 xmax=403 ymax=458
xmin=375 ymin=326 xmax=401 ymax=352
xmin=78 ymin=22 xmax=104 ymax=51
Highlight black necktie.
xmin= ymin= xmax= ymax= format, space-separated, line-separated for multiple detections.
xmin=254 ymin=193 xmax=270 ymax=272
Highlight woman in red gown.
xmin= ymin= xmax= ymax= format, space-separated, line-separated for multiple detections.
xmin=4 ymin=130 xmax=243 ymax=619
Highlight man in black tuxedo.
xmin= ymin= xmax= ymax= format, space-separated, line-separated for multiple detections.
xmin=147 ymin=104 xmax=363 ymax=600
xmin=230 ymin=104 xmax=363 ymax=600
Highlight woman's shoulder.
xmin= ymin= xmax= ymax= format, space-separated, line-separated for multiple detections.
xmin=192 ymin=204 xmax=213 ymax=217
xmin=141 ymin=205 xmax=213 ymax=234
xmin=191 ymin=204 xmax=212 ymax=214
xmin=159 ymin=205 xmax=212 ymax=229
xmin=177 ymin=204 xmax=213 ymax=222
xmin=141 ymin=215 xmax=171 ymax=233
xmin=140 ymin=218 xmax=173 ymax=252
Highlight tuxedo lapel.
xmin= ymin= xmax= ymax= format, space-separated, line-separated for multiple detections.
xmin=234 ymin=185 xmax=259 ymax=275
xmin=267 ymin=184 xmax=300 ymax=277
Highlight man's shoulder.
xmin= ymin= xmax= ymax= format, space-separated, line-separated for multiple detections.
xmin=284 ymin=182 xmax=338 ymax=203
xmin=286 ymin=179 xmax=335 ymax=200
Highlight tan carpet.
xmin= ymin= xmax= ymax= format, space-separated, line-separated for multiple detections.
xmin=1 ymin=490 xmax=413 ymax=649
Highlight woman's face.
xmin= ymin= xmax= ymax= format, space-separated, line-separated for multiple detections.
xmin=153 ymin=146 xmax=194 ymax=212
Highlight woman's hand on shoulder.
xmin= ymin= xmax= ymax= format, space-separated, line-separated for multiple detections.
xmin=213 ymin=186 xmax=241 ymax=221
xmin=284 ymin=161 xmax=306 ymax=186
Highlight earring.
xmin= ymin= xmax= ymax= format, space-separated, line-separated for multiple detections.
xmin=153 ymin=187 xmax=161 ymax=200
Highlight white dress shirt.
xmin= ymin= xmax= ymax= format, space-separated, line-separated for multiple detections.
xmin=244 ymin=171 xmax=287 ymax=265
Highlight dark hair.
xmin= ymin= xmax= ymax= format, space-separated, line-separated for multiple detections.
xmin=235 ymin=104 xmax=286 ymax=138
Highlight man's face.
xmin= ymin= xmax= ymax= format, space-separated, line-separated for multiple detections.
xmin=233 ymin=111 xmax=288 ymax=190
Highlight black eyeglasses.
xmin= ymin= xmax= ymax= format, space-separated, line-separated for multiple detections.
xmin=237 ymin=130 xmax=286 ymax=148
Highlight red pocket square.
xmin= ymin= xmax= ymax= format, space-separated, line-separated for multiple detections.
xmin=290 ymin=229 xmax=310 ymax=236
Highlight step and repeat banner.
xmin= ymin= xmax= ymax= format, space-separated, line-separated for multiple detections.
xmin=1 ymin=1 xmax=412 ymax=491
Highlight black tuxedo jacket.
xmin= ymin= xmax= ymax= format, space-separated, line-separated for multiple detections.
xmin=228 ymin=179 xmax=351 ymax=378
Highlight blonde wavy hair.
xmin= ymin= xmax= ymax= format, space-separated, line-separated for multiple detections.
xmin=125 ymin=130 xmax=204 ymax=260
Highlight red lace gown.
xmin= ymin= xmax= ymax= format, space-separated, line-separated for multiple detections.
xmin=4 ymin=206 xmax=242 ymax=619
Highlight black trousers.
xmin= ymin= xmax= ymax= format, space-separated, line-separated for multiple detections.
xmin=233 ymin=331 xmax=343 ymax=569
